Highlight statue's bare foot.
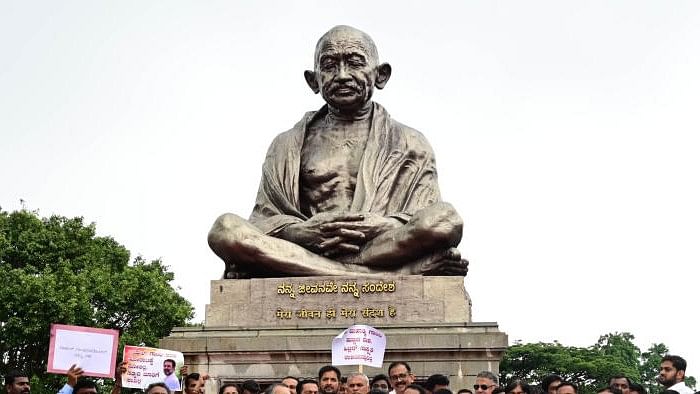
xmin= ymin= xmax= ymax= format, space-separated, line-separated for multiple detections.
xmin=419 ymin=247 xmax=469 ymax=276
xmin=223 ymin=261 xmax=256 ymax=279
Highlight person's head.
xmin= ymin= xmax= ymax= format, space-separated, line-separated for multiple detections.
xmin=73 ymin=380 xmax=98 ymax=394
xmin=628 ymin=383 xmax=646 ymax=394
xmin=298 ymin=380 xmax=320 ymax=394
xmin=242 ymin=380 xmax=261 ymax=394
xmin=340 ymin=377 xmax=348 ymax=394
xmin=404 ymin=385 xmax=428 ymax=394
xmin=473 ymin=371 xmax=498 ymax=394
xmin=185 ymin=373 xmax=203 ymax=394
xmin=555 ymin=382 xmax=577 ymax=394
xmin=3 ymin=371 xmax=30 ymax=394
xmin=163 ymin=359 xmax=176 ymax=376
xmin=597 ymin=387 xmax=622 ymax=394
xmin=434 ymin=390 xmax=453 ymax=394
xmin=304 ymin=25 xmax=391 ymax=115
xmin=370 ymin=375 xmax=391 ymax=393
xmin=404 ymin=383 xmax=428 ymax=394
xmin=504 ymin=381 xmax=530 ymax=394
xmin=346 ymin=374 xmax=370 ymax=394
xmin=659 ymin=355 xmax=687 ymax=388
xmin=388 ymin=362 xmax=415 ymax=394
xmin=426 ymin=375 xmax=450 ymax=394
xmin=220 ymin=384 xmax=241 ymax=394
xmin=266 ymin=384 xmax=292 ymax=394
xmin=283 ymin=377 xmax=300 ymax=394
xmin=540 ymin=375 xmax=562 ymax=394
xmin=457 ymin=390 xmax=473 ymax=394
xmin=609 ymin=376 xmax=630 ymax=394
xmin=319 ymin=366 xmax=341 ymax=394
xmin=147 ymin=383 xmax=171 ymax=394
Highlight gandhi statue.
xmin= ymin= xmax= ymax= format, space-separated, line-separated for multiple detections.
xmin=208 ymin=25 xmax=468 ymax=278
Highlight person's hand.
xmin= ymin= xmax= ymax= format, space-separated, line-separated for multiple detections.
xmin=320 ymin=213 xmax=402 ymax=243
xmin=179 ymin=365 xmax=188 ymax=377
xmin=67 ymin=364 xmax=84 ymax=387
xmin=114 ymin=362 xmax=127 ymax=387
xmin=279 ymin=212 xmax=366 ymax=255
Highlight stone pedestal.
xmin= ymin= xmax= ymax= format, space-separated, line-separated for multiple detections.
xmin=160 ymin=276 xmax=507 ymax=391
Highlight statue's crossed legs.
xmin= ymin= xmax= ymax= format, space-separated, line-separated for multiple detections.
xmin=208 ymin=202 xmax=468 ymax=278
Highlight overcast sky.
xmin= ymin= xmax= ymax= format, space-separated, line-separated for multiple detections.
xmin=2 ymin=0 xmax=699 ymax=380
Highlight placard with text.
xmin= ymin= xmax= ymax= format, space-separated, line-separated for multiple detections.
xmin=47 ymin=324 xmax=119 ymax=378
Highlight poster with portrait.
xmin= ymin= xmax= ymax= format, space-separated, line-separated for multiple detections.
xmin=121 ymin=345 xmax=185 ymax=390
xmin=47 ymin=324 xmax=120 ymax=378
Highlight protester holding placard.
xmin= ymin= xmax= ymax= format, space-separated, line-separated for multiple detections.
xmin=56 ymin=363 xmax=126 ymax=394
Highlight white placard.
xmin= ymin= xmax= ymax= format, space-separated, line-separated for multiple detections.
xmin=331 ymin=324 xmax=386 ymax=368
xmin=47 ymin=324 xmax=119 ymax=378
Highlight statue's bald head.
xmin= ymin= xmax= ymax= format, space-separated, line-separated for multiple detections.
xmin=314 ymin=25 xmax=379 ymax=67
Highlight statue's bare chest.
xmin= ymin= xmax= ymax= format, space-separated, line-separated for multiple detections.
xmin=299 ymin=118 xmax=370 ymax=215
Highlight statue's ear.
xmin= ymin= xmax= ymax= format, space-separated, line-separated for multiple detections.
xmin=375 ymin=63 xmax=392 ymax=89
xmin=304 ymin=70 xmax=320 ymax=94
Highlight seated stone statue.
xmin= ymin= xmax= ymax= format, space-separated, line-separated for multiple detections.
xmin=208 ymin=25 xmax=468 ymax=278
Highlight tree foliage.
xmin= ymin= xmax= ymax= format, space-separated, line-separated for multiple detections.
xmin=0 ymin=209 xmax=194 ymax=393
xmin=500 ymin=333 xmax=695 ymax=394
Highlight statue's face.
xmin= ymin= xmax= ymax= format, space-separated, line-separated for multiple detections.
xmin=315 ymin=32 xmax=377 ymax=111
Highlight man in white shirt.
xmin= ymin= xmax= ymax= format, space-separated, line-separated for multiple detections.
xmin=658 ymin=355 xmax=694 ymax=394
xmin=163 ymin=359 xmax=180 ymax=391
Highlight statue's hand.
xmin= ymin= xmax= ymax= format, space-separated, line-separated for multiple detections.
xmin=280 ymin=212 xmax=366 ymax=256
xmin=320 ymin=213 xmax=402 ymax=241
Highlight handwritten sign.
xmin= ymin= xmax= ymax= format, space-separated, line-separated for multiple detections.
xmin=122 ymin=345 xmax=184 ymax=390
xmin=47 ymin=324 xmax=119 ymax=378
xmin=331 ymin=324 xmax=386 ymax=368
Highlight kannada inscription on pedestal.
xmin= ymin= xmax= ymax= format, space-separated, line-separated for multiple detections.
xmin=205 ymin=276 xmax=471 ymax=328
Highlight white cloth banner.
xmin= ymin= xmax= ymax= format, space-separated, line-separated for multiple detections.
xmin=331 ymin=324 xmax=386 ymax=368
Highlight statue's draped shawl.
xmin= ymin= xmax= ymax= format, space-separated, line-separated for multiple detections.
xmin=249 ymin=103 xmax=441 ymax=235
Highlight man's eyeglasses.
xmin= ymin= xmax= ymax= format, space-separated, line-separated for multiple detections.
xmin=474 ymin=385 xmax=496 ymax=391
xmin=390 ymin=373 xmax=410 ymax=382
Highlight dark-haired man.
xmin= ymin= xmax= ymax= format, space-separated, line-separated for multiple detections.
xmin=55 ymin=365 xmax=92 ymax=394
xmin=658 ymin=355 xmax=693 ymax=394
xmin=163 ymin=359 xmax=179 ymax=391
xmin=319 ymin=366 xmax=341 ymax=394
xmin=388 ymin=362 xmax=415 ymax=394
xmin=298 ymin=380 xmax=320 ymax=394
xmin=4 ymin=371 xmax=30 ymax=394
xmin=425 ymin=375 xmax=449 ymax=394
xmin=609 ymin=375 xmax=630 ymax=394
xmin=556 ymin=382 xmax=577 ymax=394
xmin=628 ymin=383 xmax=647 ymax=394
xmin=185 ymin=373 xmax=204 ymax=394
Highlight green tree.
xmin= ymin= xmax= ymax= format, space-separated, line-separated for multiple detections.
xmin=500 ymin=333 xmax=695 ymax=394
xmin=499 ymin=341 xmax=636 ymax=394
xmin=0 ymin=208 xmax=194 ymax=394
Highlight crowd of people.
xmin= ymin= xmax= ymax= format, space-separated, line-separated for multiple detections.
xmin=3 ymin=355 xmax=695 ymax=394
